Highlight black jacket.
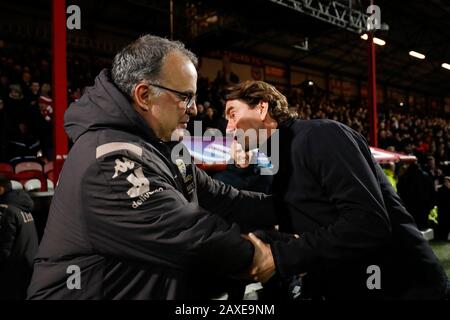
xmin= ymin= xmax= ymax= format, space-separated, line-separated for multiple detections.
xmin=270 ymin=119 xmax=447 ymax=299
xmin=397 ymin=163 xmax=435 ymax=230
xmin=27 ymin=70 xmax=275 ymax=300
xmin=436 ymin=185 xmax=450 ymax=240
xmin=0 ymin=190 xmax=38 ymax=300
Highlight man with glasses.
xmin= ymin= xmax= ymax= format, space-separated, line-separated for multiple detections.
xmin=27 ymin=35 xmax=276 ymax=300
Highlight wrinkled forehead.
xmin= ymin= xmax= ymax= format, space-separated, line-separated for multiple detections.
xmin=225 ymin=99 xmax=251 ymax=113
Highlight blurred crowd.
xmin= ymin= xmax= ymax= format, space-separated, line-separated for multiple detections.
xmin=0 ymin=44 xmax=109 ymax=164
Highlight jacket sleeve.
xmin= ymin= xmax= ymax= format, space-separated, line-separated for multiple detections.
xmin=272 ymin=122 xmax=392 ymax=277
xmin=0 ymin=206 xmax=17 ymax=263
xmin=194 ymin=166 xmax=277 ymax=231
xmin=82 ymin=150 xmax=254 ymax=276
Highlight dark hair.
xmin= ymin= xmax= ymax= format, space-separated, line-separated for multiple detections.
xmin=111 ymin=34 xmax=198 ymax=99
xmin=225 ymin=81 xmax=296 ymax=123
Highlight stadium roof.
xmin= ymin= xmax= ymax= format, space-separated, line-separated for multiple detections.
xmin=188 ymin=0 xmax=450 ymax=97
xmin=1 ymin=0 xmax=449 ymax=97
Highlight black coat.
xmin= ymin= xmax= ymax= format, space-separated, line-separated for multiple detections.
xmin=0 ymin=190 xmax=38 ymax=300
xmin=269 ymin=119 xmax=447 ymax=299
xmin=27 ymin=70 xmax=276 ymax=300
xmin=436 ymin=185 xmax=450 ymax=240
xmin=397 ymin=163 xmax=435 ymax=230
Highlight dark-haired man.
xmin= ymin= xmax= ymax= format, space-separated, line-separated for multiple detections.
xmin=225 ymin=80 xmax=448 ymax=299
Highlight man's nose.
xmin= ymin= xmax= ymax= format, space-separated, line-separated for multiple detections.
xmin=186 ymin=101 xmax=197 ymax=117
xmin=226 ymin=119 xmax=236 ymax=131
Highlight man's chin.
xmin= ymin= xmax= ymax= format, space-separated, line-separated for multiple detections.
xmin=170 ymin=126 xmax=188 ymax=142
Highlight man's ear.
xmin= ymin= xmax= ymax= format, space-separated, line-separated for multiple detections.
xmin=259 ymin=101 xmax=269 ymax=121
xmin=133 ymin=83 xmax=151 ymax=111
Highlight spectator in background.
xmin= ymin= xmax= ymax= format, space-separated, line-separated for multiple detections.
xmin=21 ymin=71 xmax=32 ymax=98
xmin=379 ymin=129 xmax=396 ymax=150
xmin=436 ymin=177 xmax=450 ymax=241
xmin=382 ymin=162 xmax=397 ymax=192
xmin=202 ymin=101 xmax=228 ymax=134
xmin=436 ymin=144 xmax=448 ymax=165
xmin=27 ymin=81 xmax=40 ymax=107
xmin=0 ymin=175 xmax=38 ymax=300
xmin=69 ymin=87 xmax=82 ymax=103
xmin=203 ymin=106 xmax=219 ymax=132
xmin=40 ymin=83 xmax=51 ymax=100
xmin=29 ymin=96 xmax=53 ymax=160
xmin=37 ymin=96 xmax=53 ymax=123
xmin=0 ymin=96 xmax=12 ymax=162
xmin=397 ymin=162 xmax=435 ymax=231
xmin=8 ymin=122 xmax=41 ymax=164
xmin=6 ymin=84 xmax=27 ymax=126
xmin=196 ymin=103 xmax=205 ymax=119
xmin=215 ymin=109 xmax=228 ymax=135
xmin=11 ymin=64 xmax=23 ymax=84
xmin=424 ymin=156 xmax=444 ymax=189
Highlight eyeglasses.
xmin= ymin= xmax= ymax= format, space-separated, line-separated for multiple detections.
xmin=148 ymin=83 xmax=196 ymax=109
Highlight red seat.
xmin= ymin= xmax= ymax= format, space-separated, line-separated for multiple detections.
xmin=44 ymin=161 xmax=54 ymax=174
xmin=24 ymin=179 xmax=54 ymax=192
xmin=12 ymin=171 xmax=48 ymax=192
xmin=46 ymin=170 xmax=55 ymax=183
xmin=15 ymin=161 xmax=43 ymax=174
xmin=196 ymin=163 xmax=228 ymax=171
xmin=0 ymin=163 xmax=14 ymax=178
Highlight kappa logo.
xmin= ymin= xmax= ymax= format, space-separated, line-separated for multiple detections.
xmin=112 ymin=157 xmax=150 ymax=198
xmin=113 ymin=157 xmax=135 ymax=179
xmin=112 ymin=156 xmax=163 ymax=208
xmin=126 ymin=167 xmax=150 ymax=198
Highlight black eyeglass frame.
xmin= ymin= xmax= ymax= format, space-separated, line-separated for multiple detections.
xmin=148 ymin=83 xmax=196 ymax=109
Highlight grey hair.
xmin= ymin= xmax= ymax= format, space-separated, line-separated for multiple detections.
xmin=111 ymin=34 xmax=198 ymax=99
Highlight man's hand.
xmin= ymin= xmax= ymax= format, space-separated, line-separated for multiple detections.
xmin=246 ymin=232 xmax=276 ymax=283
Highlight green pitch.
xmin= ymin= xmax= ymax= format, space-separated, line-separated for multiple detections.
xmin=431 ymin=241 xmax=450 ymax=278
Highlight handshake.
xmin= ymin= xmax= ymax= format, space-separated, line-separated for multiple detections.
xmin=243 ymin=230 xmax=300 ymax=284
